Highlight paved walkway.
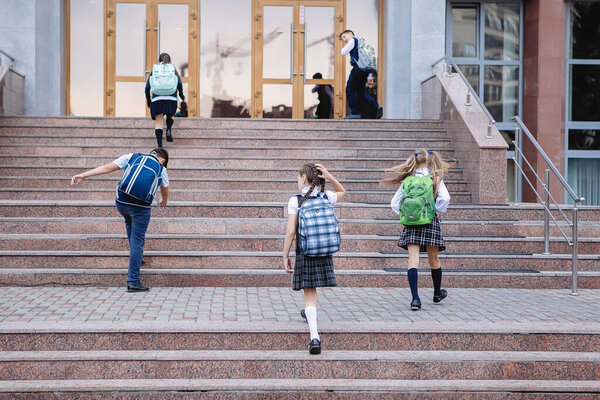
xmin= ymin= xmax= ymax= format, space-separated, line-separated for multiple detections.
xmin=1 ymin=287 xmax=599 ymax=332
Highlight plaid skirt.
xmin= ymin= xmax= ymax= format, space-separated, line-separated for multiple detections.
xmin=397 ymin=215 xmax=446 ymax=252
xmin=292 ymin=247 xmax=337 ymax=291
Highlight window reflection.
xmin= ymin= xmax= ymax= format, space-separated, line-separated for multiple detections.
xmin=483 ymin=65 xmax=518 ymax=122
xmin=346 ymin=0 xmax=379 ymax=97
xmin=305 ymin=7 xmax=335 ymax=79
xmin=570 ymin=2 xmax=600 ymax=59
xmin=484 ymin=3 xmax=520 ymax=61
xmin=568 ymin=158 xmax=600 ymax=205
xmin=263 ymin=85 xmax=292 ymax=118
xmin=158 ymin=4 xmax=189 ymax=77
xmin=569 ymin=130 xmax=600 ymax=150
xmin=570 ymin=65 xmax=600 ymax=121
xmin=115 ymin=82 xmax=146 ymax=117
xmin=452 ymin=7 xmax=477 ymax=58
xmin=116 ymin=3 xmax=146 ymax=77
xmin=456 ymin=65 xmax=479 ymax=95
xmin=200 ymin=0 xmax=251 ymax=118
xmin=263 ymin=7 xmax=293 ymax=79
xmin=69 ymin=0 xmax=103 ymax=116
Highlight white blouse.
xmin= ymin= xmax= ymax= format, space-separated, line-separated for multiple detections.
xmin=390 ymin=168 xmax=450 ymax=214
xmin=287 ymin=186 xmax=338 ymax=215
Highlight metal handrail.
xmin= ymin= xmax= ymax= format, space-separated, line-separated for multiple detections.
xmin=511 ymin=115 xmax=585 ymax=296
xmin=431 ymin=55 xmax=495 ymax=138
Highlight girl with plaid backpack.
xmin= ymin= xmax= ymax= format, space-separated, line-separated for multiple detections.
xmin=382 ymin=149 xmax=453 ymax=311
xmin=282 ymin=163 xmax=346 ymax=354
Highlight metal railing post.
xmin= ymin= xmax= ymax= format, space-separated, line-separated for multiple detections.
xmin=571 ymin=206 xmax=579 ymax=296
xmin=543 ymin=169 xmax=550 ymax=255
xmin=513 ymin=126 xmax=520 ymax=204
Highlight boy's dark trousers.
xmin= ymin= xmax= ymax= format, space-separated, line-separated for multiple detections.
xmin=346 ymin=66 xmax=379 ymax=117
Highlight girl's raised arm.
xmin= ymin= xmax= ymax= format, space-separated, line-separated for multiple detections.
xmin=315 ymin=164 xmax=346 ymax=202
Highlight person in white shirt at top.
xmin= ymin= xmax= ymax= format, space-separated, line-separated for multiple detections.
xmin=70 ymin=148 xmax=170 ymax=292
xmin=382 ymin=149 xmax=453 ymax=310
xmin=339 ymin=29 xmax=382 ymax=119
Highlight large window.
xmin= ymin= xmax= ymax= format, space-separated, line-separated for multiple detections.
xmin=566 ymin=2 xmax=600 ymax=205
xmin=447 ymin=1 xmax=523 ymax=201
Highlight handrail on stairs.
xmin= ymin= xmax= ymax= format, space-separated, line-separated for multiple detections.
xmin=431 ymin=55 xmax=495 ymax=139
xmin=430 ymin=56 xmax=585 ymax=296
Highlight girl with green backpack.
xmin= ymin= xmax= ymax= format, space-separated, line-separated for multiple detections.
xmin=382 ymin=149 xmax=453 ymax=311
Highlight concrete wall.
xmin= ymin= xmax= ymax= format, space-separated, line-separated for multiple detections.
xmin=0 ymin=0 xmax=65 ymax=116
xmin=383 ymin=0 xmax=445 ymax=119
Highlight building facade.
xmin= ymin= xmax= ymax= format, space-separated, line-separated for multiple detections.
xmin=0 ymin=0 xmax=598 ymax=204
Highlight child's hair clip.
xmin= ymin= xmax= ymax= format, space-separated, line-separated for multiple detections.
xmin=429 ymin=151 xmax=433 ymax=154
xmin=414 ymin=152 xmax=418 ymax=156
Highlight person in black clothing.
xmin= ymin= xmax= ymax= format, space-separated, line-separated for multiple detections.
xmin=340 ymin=29 xmax=382 ymax=119
xmin=145 ymin=53 xmax=185 ymax=147
xmin=311 ymin=73 xmax=333 ymax=119
xmin=175 ymin=101 xmax=188 ymax=118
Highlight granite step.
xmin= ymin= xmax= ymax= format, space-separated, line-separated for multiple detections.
xmin=0 ymin=217 xmax=594 ymax=237
xmin=0 ymin=176 xmax=470 ymax=192
xmin=1 ymin=350 xmax=598 ymax=381
xmin=0 ymin=126 xmax=450 ymax=138
xmin=1 ymin=234 xmax=597 ymax=254
xmin=0 ymin=116 xmax=445 ymax=129
xmin=1 ymin=378 xmax=598 ymax=398
xmin=0 ymin=189 xmax=473 ymax=203
xmin=0 ymin=144 xmax=457 ymax=158
xmin=0 ymin=136 xmax=453 ymax=148
xmin=0 ymin=268 xmax=598 ymax=289
xmin=0 ymin=201 xmax=596 ymax=222
xmin=1 ymin=250 xmax=597 ymax=270
xmin=0 ymin=166 xmax=467 ymax=180
xmin=0 ymin=154 xmax=457 ymax=169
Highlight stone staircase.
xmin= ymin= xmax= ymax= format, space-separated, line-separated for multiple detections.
xmin=0 ymin=116 xmax=599 ymax=398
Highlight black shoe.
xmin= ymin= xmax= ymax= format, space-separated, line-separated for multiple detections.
xmin=141 ymin=259 xmax=146 ymax=266
xmin=127 ymin=282 xmax=149 ymax=292
xmin=300 ymin=309 xmax=307 ymax=322
xmin=344 ymin=114 xmax=361 ymax=119
xmin=309 ymin=338 xmax=321 ymax=355
xmin=376 ymin=106 xmax=383 ymax=119
xmin=433 ymin=289 xmax=448 ymax=303
xmin=410 ymin=299 xmax=422 ymax=311
xmin=166 ymin=128 xmax=173 ymax=142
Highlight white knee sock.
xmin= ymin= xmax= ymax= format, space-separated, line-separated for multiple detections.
xmin=304 ymin=306 xmax=319 ymax=341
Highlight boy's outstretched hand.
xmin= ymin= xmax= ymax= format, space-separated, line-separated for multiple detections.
xmin=71 ymin=174 xmax=85 ymax=186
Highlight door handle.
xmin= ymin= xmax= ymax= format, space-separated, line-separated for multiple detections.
xmin=290 ymin=24 xmax=294 ymax=83
xmin=302 ymin=28 xmax=306 ymax=83
xmin=143 ymin=20 xmax=148 ymax=77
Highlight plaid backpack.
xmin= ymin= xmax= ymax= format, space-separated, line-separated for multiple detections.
xmin=296 ymin=192 xmax=340 ymax=257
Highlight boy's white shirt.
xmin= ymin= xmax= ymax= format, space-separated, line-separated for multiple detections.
xmin=341 ymin=38 xmax=355 ymax=56
xmin=390 ymin=167 xmax=450 ymax=215
xmin=287 ymin=186 xmax=338 ymax=215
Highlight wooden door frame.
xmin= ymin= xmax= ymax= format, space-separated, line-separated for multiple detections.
xmin=104 ymin=0 xmax=199 ymax=117
xmin=252 ymin=0 xmax=344 ymax=119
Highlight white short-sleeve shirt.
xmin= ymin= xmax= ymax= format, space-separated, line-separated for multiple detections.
xmin=287 ymin=186 xmax=338 ymax=215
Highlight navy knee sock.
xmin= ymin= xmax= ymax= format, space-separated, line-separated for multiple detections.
xmin=431 ymin=268 xmax=442 ymax=295
xmin=155 ymin=129 xmax=163 ymax=147
xmin=407 ymin=268 xmax=420 ymax=301
xmin=166 ymin=117 xmax=173 ymax=130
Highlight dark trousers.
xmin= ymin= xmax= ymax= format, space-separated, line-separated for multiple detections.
xmin=346 ymin=66 xmax=379 ymax=116
xmin=115 ymin=201 xmax=151 ymax=285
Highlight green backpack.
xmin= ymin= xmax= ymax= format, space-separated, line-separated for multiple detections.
xmin=399 ymin=175 xmax=436 ymax=226
xmin=149 ymin=63 xmax=178 ymax=95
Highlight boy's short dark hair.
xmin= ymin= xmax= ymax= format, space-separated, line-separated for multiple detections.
xmin=151 ymin=148 xmax=169 ymax=168
xmin=339 ymin=29 xmax=354 ymax=39
xmin=312 ymin=72 xmax=323 ymax=79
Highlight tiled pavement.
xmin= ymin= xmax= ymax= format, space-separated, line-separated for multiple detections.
xmin=1 ymin=287 xmax=599 ymax=332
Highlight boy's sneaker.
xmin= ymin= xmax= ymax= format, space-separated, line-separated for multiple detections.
xmin=309 ymin=338 xmax=321 ymax=355
xmin=433 ymin=289 xmax=448 ymax=303
xmin=127 ymin=282 xmax=149 ymax=292
xmin=344 ymin=114 xmax=361 ymax=119
xmin=376 ymin=106 xmax=383 ymax=119
xmin=410 ymin=299 xmax=422 ymax=311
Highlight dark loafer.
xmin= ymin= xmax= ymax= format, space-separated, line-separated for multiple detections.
xmin=309 ymin=338 xmax=321 ymax=355
xmin=433 ymin=289 xmax=448 ymax=303
xmin=300 ymin=309 xmax=307 ymax=322
xmin=410 ymin=299 xmax=422 ymax=311
xmin=166 ymin=128 xmax=173 ymax=142
xmin=127 ymin=282 xmax=149 ymax=292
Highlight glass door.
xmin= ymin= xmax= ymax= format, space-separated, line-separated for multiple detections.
xmin=105 ymin=0 xmax=199 ymax=117
xmin=252 ymin=0 xmax=343 ymax=118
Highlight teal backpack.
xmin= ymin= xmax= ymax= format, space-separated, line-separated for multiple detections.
xmin=149 ymin=63 xmax=178 ymax=95
xmin=399 ymin=175 xmax=436 ymax=226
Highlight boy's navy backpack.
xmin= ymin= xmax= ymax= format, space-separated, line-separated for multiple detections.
xmin=118 ymin=153 xmax=163 ymax=206
xmin=355 ymin=38 xmax=377 ymax=72
xmin=296 ymin=192 xmax=340 ymax=257
xmin=149 ymin=63 xmax=178 ymax=95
